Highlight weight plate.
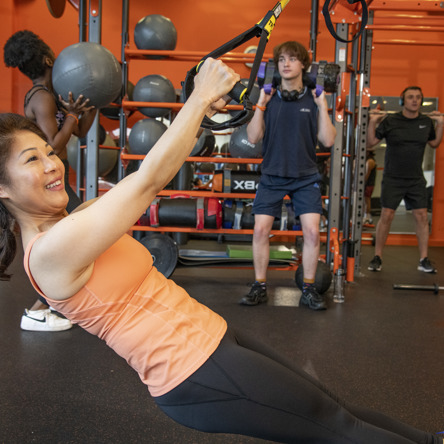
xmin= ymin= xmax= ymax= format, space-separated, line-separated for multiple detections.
xmin=139 ymin=233 xmax=178 ymax=278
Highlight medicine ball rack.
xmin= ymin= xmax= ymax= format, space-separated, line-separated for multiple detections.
xmin=63 ymin=0 xmax=379 ymax=283
xmin=118 ymin=104 xmax=359 ymax=278
xmin=110 ymin=0 xmax=379 ymax=280
xmin=120 ymin=45 xmax=361 ymax=273
xmin=66 ymin=0 xmax=444 ymax=287
xmin=56 ymin=0 xmax=387 ymax=281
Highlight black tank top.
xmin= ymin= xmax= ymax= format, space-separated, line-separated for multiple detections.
xmin=24 ymin=84 xmax=66 ymax=131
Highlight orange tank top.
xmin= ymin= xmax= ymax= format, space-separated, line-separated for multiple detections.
xmin=24 ymin=233 xmax=227 ymax=397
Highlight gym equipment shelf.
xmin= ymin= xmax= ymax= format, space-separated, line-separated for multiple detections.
xmin=120 ymin=46 xmax=311 ymax=244
xmin=125 ymin=48 xmax=273 ymax=63
xmin=116 ymin=2 xmax=352 ymax=276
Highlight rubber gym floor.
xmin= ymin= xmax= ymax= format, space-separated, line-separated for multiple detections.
xmin=1 ymin=238 xmax=443 ymax=443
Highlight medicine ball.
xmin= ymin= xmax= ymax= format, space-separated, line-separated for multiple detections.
xmin=52 ymin=42 xmax=122 ymax=109
xmin=295 ymin=261 xmax=332 ymax=294
xmin=219 ymin=142 xmax=229 ymax=156
xmin=78 ymin=123 xmax=107 ymax=147
xmin=229 ymin=124 xmax=262 ymax=158
xmin=134 ymin=15 xmax=177 ymax=53
xmin=67 ymin=134 xmax=118 ymax=178
xmin=128 ymin=118 xmax=168 ymax=155
xmin=191 ymin=129 xmax=216 ymax=157
xmin=101 ymin=81 xmax=135 ymax=120
xmin=197 ymin=162 xmax=215 ymax=174
xmin=133 ymin=74 xmax=176 ymax=118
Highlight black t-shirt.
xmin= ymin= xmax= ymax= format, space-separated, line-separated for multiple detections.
xmin=375 ymin=112 xmax=435 ymax=179
xmin=262 ymin=89 xmax=318 ymax=178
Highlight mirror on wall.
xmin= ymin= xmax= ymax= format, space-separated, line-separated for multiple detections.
xmin=367 ymin=95 xmax=438 ymax=234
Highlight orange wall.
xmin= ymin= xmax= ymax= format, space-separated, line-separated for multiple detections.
xmin=1 ymin=0 xmax=443 ymax=244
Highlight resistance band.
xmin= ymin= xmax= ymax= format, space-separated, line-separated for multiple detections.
xmin=322 ymin=0 xmax=368 ymax=43
xmin=182 ymin=0 xmax=290 ymax=131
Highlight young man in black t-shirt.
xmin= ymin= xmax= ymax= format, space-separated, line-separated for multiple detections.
xmin=367 ymin=86 xmax=443 ymax=273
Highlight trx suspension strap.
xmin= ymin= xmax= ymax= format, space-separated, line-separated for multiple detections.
xmin=322 ymin=0 xmax=368 ymax=43
xmin=182 ymin=0 xmax=290 ymax=131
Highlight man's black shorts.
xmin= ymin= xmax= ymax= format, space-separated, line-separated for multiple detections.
xmin=253 ymin=173 xmax=323 ymax=218
xmin=380 ymin=175 xmax=428 ymax=210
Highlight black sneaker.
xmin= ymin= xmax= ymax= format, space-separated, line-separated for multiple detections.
xmin=417 ymin=257 xmax=437 ymax=273
xmin=239 ymin=282 xmax=268 ymax=306
xmin=368 ymin=255 xmax=382 ymax=272
xmin=300 ymin=286 xmax=327 ymax=311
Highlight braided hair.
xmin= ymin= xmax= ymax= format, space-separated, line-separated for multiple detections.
xmin=3 ymin=30 xmax=54 ymax=80
xmin=0 ymin=202 xmax=16 ymax=281
xmin=0 ymin=113 xmax=47 ymax=280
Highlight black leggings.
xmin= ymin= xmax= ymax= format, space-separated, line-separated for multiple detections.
xmin=155 ymin=329 xmax=438 ymax=444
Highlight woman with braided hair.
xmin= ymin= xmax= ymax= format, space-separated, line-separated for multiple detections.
xmin=3 ymin=30 xmax=96 ymax=330
xmin=0 ymin=57 xmax=442 ymax=443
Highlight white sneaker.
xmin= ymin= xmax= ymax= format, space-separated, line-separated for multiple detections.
xmin=20 ymin=309 xmax=72 ymax=332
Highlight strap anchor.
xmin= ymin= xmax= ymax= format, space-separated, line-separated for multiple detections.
xmin=182 ymin=0 xmax=290 ymax=131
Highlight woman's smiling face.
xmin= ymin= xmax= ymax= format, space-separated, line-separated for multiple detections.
xmin=0 ymin=130 xmax=68 ymax=215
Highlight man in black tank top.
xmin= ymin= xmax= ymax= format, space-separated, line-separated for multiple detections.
xmin=239 ymin=41 xmax=336 ymax=310
xmin=367 ymin=86 xmax=443 ymax=273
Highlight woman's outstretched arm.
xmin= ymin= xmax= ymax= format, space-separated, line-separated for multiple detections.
xmin=31 ymin=58 xmax=239 ymax=298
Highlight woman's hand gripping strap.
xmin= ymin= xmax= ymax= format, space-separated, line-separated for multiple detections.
xmin=182 ymin=0 xmax=291 ymax=131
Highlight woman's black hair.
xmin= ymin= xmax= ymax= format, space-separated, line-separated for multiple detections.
xmin=3 ymin=30 xmax=53 ymax=80
xmin=0 ymin=113 xmax=47 ymax=280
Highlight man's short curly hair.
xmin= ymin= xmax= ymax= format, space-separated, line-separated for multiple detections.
xmin=273 ymin=41 xmax=311 ymax=75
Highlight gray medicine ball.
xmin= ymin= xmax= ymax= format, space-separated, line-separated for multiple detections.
xmin=133 ymin=74 xmax=176 ymax=118
xmin=52 ymin=42 xmax=122 ymax=109
xmin=190 ymin=129 xmax=215 ymax=157
xmin=229 ymin=125 xmax=262 ymax=158
xmin=67 ymin=134 xmax=118 ymax=178
xmin=134 ymin=14 xmax=177 ymax=51
xmin=128 ymin=118 xmax=168 ymax=155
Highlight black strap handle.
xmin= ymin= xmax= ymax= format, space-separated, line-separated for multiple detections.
xmin=322 ymin=0 xmax=368 ymax=44
xmin=182 ymin=0 xmax=290 ymax=131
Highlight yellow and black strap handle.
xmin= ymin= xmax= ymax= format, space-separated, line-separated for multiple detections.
xmin=182 ymin=0 xmax=290 ymax=131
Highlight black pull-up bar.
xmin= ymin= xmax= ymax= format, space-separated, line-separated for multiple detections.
xmin=393 ymin=284 xmax=442 ymax=294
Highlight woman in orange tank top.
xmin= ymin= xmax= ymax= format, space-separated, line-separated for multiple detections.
xmin=3 ymin=30 xmax=96 ymax=329
xmin=0 ymin=58 xmax=441 ymax=443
